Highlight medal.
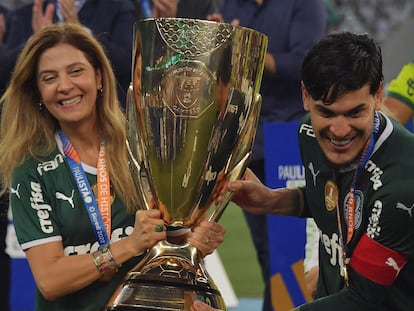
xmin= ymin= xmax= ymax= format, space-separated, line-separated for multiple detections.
xmin=343 ymin=267 xmax=349 ymax=287
xmin=325 ymin=180 xmax=338 ymax=211
xmin=342 ymin=254 xmax=349 ymax=287
xmin=342 ymin=263 xmax=349 ymax=287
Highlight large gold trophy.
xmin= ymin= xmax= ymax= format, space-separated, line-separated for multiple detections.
xmin=105 ymin=18 xmax=267 ymax=310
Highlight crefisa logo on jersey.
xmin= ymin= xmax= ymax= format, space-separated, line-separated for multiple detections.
xmin=343 ymin=189 xmax=363 ymax=230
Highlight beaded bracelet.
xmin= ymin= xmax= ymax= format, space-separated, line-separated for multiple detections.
xmin=92 ymin=245 xmax=118 ymax=277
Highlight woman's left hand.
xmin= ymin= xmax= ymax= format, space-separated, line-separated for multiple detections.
xmin=187 ymin=220 xmax=226 ymax=257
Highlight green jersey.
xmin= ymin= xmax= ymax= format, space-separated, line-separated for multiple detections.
xmin=387 ymin=62 xmax=414 ymax=110
xmin=298 ymin=113 xmax=414 ymax=310
xmin=11 ymin=140 xmax=144 ymax=311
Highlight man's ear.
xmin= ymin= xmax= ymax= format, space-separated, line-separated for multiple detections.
xmin=375 ymin=81 xmax=384 ymax=110
xmin=301 ymin=82 xmax=310 ymax=111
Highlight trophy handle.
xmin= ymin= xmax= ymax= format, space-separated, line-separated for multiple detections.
xmin=208 ymin=93 xmax=263 ymax=222
xmin=208 ymin=152 xmax=251 ymax=222
xmin=126 ymin=84 xmax=154 ymax=211
xmin=126 ymin=140 xmax=153 ymax=211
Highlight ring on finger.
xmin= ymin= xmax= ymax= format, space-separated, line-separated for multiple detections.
xmin=154 ymin=224 xmax=164 ymax=232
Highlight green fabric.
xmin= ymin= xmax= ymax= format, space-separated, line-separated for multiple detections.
xmin=297 ymin=113 xmax=414 ymax=310
xmin=11 ymin=145 xmax=143 ymax=311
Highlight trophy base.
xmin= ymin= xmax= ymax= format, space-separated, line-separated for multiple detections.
xmin=105 ymin=274 xmax=225 ymax=310
xmin=104 ymin=241 xmax=226 ymax=311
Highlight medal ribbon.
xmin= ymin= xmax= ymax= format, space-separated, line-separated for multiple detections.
xmin=59 ymin=130 xmax=111 ymax=246
xmin=344 ymin=110 xmax=380 ymax=243
xmin=97 ymin=144 xmax=111 ymax=238
xmin=335 ymin=111 xmax=380 ymax=285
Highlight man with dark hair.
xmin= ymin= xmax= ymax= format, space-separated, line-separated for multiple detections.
xmin=192 ymin=31 xmax=414 ymax=311
xmin=208 ymin=1 xmax=328 ymax=309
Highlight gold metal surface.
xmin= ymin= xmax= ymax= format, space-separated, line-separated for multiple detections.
xmin=106 ymin=18 xmax=267 ymax=310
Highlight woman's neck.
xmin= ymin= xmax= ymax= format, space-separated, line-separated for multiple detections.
xmin=60 ymin=123 xmax=102 ymax=167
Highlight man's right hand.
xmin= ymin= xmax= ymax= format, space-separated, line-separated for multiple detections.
xmin=227 ymin=168 xmax=271 ymax=215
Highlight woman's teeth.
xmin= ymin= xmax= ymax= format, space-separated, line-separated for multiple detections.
xmin=61 ymin=96 xmax=81 ymax=106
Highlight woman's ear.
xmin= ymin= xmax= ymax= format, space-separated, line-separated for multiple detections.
xmin=96 ymin=68 xmax=102 ymax=89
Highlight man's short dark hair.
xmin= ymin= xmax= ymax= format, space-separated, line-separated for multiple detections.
xmin=301 ymin=32 xmax=383 ymax=104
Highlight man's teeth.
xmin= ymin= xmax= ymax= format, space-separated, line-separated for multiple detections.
xmin=61 ymin=96 xmax=81 ymax=105
xmin=331 ymin=138 xmax=351 ymax=146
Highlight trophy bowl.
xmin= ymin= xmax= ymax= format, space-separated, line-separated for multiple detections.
xmin=105 ymin=18 xmax=268 ymax=310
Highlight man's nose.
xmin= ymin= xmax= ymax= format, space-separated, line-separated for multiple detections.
xmin=330 ymin=116 xmax=351 ymax=137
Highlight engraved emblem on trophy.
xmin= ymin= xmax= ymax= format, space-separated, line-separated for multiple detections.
xmin=105 ymin=18 xmax=268 ymax=310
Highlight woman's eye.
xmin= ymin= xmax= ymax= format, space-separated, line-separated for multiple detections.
xmin=70 ymin=68 xmax=84 ymax=76
xmin=41 ymin=76 xmax=57 ymax=83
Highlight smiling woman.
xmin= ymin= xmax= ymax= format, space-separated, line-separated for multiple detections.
xmin=0 ymin=23 xmax=226 ymax=311
xmin=37 ymin=42 xmax=102 ymax=141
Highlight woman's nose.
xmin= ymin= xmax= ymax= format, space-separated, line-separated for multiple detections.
xmin=57 ymin=75 xmax=74 ymax=92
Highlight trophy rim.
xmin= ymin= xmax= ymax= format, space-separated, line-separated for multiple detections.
xmin=135 ymin=17 xmax=268 ymax=40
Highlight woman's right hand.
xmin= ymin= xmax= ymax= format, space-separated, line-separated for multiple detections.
xmin=128 ymin=209 xmax=166 ymax=255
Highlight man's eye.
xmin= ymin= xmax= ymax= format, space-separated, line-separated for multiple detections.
xmin=348 ymin=109 xmax=364 ymax=118
xmin=319 ymin=110 xmax=333 ymax=118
